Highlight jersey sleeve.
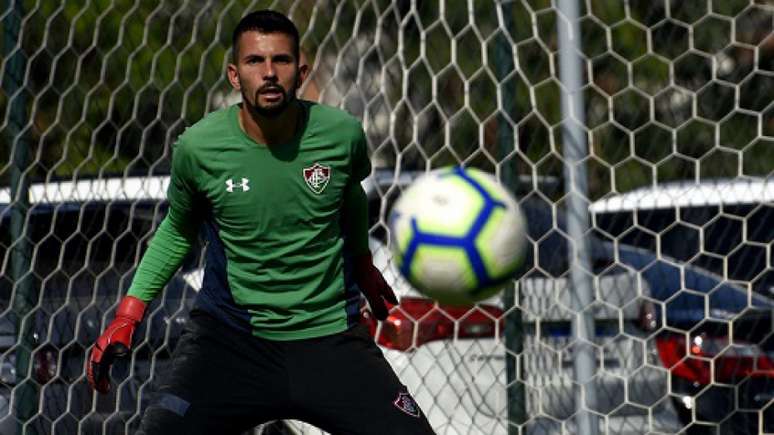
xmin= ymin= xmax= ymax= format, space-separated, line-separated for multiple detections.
xmin=342 ymin=124 xmax=372 ymax=256
xmin=351 ymin=126 xmax=372 ymax=183
xmin=127 ymin=139 xmax=200 ymax=302
xmin=341 ymin=181 xmax=370 ymax=256
xmin=166 ymin=137 xmax=198 ymax=213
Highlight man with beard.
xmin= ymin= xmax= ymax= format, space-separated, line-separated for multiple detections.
xmin=86 ymin=9 xmax=436 ymax=435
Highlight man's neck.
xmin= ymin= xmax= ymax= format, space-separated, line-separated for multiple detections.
xmin=238 ymin=101 xmax=300 ymax=146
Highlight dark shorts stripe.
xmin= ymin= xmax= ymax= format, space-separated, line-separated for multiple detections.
xmin=156 ymin=393 xmax=190 ymax=417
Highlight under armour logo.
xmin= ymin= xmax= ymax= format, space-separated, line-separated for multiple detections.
xmin=225 ymin=178 xmax=250 ymax=192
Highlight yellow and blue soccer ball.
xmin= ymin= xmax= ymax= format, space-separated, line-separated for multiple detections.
xmin=388 ymin=167 xmax=527 ymax=305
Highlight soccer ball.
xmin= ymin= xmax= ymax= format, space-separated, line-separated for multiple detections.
xmin=388 ymin=167 xmax=527 ymax=305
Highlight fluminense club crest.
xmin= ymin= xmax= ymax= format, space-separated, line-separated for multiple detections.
xmin=393 ymin=390 xmax=420 ymax=418
xmin=303 ymin=163 xmax=331 ymax=194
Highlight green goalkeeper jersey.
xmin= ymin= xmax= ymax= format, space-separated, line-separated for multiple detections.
xmin=127 ymin=101 xmax=371 ymax=340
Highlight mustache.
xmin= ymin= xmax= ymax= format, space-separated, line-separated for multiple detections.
xmin=257 ymin=84 xmax=285 ymax=93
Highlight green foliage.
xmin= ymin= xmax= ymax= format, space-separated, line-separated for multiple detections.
xmin=1 ymin=0 xmax=771 ymax=197
xmin=1 ymin=0 xmax=257 ymax=181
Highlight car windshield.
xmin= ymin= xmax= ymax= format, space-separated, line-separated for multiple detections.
xmin=0 ymin=201 xmax=201 ymax=314
xmin=594 ymin=198 xmax=774 ymax=300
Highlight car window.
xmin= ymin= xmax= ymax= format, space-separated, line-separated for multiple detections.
xmin=0 ymin=201 xmax=202 ymax=312
xmin=594 ymin=202 xmax=774 ymax=299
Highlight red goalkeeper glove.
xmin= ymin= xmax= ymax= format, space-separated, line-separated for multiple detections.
xmin=87 ymin=296 xmax=146 ymax=394
xmin=353 ymin=252 xmax=398 ymax=321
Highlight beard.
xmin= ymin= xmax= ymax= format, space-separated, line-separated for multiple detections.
xmin=243 ymin=78 xmax=299 ymax=118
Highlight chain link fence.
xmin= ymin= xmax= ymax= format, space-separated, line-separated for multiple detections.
xmin=1 ymin=0 xmax=773 ymax=434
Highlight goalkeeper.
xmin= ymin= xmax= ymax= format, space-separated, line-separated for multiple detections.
xmin=87 ymin=9 xmax=435 ymax=435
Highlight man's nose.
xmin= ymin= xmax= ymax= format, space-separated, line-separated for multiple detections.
xmin=262 ymin=61 xmax=277 ymax=80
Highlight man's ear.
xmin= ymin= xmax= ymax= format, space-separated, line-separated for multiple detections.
xmin=297 ymin=51 xmax=319 ymax=100
xmin=227 ymin=63 xmax=241 ymax=90
xmin=297 ymin=63 xmax=310 ymax=89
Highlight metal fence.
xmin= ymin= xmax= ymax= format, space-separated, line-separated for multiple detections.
xmin=1 ymin=1 xmax=772 ymax=434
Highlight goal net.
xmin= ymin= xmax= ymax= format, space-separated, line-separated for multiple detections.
xmin=1 ymin=1 xmax=772 ymax=434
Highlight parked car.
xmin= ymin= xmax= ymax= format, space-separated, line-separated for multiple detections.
xmin=0 ymin=177 xmax=199 ymax=435
xmin=0 ymin=172 xmax=771 ymax=434
xmin=590 ymin=178 xmax=774 ymax=434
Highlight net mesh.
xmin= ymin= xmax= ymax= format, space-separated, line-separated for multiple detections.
xmin=1 ymin=0 xmax=772 ymax=434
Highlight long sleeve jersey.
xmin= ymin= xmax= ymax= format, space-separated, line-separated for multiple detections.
xmin=127 ymin=101 xmax=372 ymax=340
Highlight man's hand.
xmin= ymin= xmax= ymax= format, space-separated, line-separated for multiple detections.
xmin=87 ymin=296 xmax=146 ymax=393
xmin=353 ymin=252 xmax=398 ymax=321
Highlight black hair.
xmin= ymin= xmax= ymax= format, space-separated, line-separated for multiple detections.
xmin=231 ymin=10 xmax=300 ymax=63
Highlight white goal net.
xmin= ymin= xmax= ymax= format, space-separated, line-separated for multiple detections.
xmin=1 ymin=1 xmax=772 ymax=434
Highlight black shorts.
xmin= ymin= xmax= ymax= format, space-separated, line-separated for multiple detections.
xmin=137 ymin=310 xmax=436 ymax=435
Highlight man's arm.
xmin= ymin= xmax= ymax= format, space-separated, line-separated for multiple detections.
xmin=341 ymin=181 xmax=370 ymax=257
xmin=88 ymin=139 xmax=199 ymax=393
xmin=126 ymin=204 xmax=199 ymax=302
xmin=342 ymin=123 xmax=373 ymax=257
xmin=128 ymin=136 xmax=201 ymax=300
xmin=342 ymin=173 xmax=398 ymax=321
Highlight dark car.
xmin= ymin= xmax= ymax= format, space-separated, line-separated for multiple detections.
xmin=591 ymin=179 xmax=774 ymax=434
xmin=0 ymin=177 xmax=199 ymax=434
